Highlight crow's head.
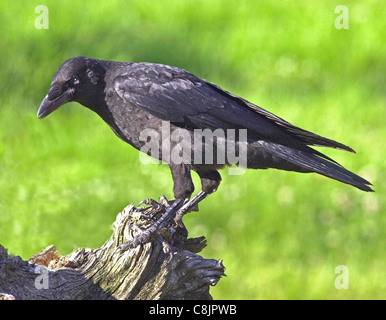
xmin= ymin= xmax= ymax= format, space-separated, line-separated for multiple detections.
xmin=37 ymin=56 xmax=105 ymax=118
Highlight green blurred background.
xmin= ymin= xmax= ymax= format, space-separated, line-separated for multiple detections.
xmin=0 ymin=0 xmax=385 ymax=299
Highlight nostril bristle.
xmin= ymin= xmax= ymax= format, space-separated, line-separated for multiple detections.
xmin=47 ymin=84 xmax=63 ymax=100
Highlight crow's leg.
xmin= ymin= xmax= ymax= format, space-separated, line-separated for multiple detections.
xmin=119 ymin=164 xmax=194 ymax=250
xmin=170 ymin=163 xmax=195 ymax=200
xmin=174 ymin=170 xmax=222 ymax=224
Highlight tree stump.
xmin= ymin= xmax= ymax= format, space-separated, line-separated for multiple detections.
xmin=0 ymin=201 xmax=225 ymax=300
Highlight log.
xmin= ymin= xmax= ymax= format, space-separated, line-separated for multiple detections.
xmin=0 ymin=200 xmax=225 ymax=300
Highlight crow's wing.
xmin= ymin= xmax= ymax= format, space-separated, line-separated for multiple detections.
xmin=113 ymin=63 xmax=354 ymax=152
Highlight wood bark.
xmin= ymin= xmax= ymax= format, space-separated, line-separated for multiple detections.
xmin=0 ymin=201 xmax=225 ymax=300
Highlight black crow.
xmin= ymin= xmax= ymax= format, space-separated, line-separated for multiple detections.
xmin=37 ymin=56 xmax=373 ymax=248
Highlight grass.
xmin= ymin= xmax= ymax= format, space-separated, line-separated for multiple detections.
xmin=0 ymin=0 xmax=385 ymax=299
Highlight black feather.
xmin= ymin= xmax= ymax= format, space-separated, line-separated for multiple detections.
xmin=258 ymin=141 xmax=373 ymax=192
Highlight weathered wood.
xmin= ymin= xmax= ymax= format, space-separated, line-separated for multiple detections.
xmin=0 ymin=201 xmax=225 ymax=300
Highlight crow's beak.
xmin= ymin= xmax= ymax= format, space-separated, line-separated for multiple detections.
xmin=37 ymin=86 xmax=73 ymax=119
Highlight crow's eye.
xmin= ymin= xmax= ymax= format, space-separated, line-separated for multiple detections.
xmin=71 ymin=75 xmax=80 ymax=86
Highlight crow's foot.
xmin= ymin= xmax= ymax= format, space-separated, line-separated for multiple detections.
xmin=119 ymin=199 xmax=184 ymax=250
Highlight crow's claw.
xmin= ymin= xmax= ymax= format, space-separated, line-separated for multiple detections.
xmin=138 ymin=198 xmax=160 ymax=207
xmin=158 ymin=195 xmax=175 ymax=207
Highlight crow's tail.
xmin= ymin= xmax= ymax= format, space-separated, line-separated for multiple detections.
xmin=258 ymin=141 xmax=373 ymax=192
